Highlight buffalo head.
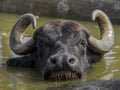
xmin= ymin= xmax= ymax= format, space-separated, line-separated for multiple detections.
xmin=7 ymin=10 xmax=114 ymax=80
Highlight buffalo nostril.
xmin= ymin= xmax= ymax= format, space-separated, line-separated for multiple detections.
xmin=50 ymin=58 xmax=57 ymax=65
xmin=68 ymin=57 xmax=76 ymax=64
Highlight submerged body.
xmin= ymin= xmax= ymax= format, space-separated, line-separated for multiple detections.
xmin=6 ymin=10 xmax=114 ymax=80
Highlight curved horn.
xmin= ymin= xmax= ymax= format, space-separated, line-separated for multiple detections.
xmin=9 ymin=13 xmax=36 ymax=55
xmin=88 ymin=10 xmax=114 ymax=54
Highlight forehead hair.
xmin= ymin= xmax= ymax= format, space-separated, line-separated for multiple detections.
xmin=34 ymin=20 xmax=90 ymax=40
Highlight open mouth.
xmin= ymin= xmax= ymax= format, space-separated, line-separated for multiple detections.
xmin=47 ymin=71 xmax=81 ymax=80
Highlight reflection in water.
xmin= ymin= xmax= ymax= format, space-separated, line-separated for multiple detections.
xmin=0 ymin=13 xmax=119 ymax=90
xmin=100 ymin=73 xmax=114 ymax=80
xmin=0 ymin=36 xmax=2 ymax=63
xmin=104 ymin=50 xmax=117 ymax=68
xmin=100 ymin=49 xmax=120 ymax=80
xmin=0 ymin=34 xmax=11 ymax=63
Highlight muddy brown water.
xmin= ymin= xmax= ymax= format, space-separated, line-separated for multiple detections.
xmin=0 ymin=12 xmax=119 ymax=90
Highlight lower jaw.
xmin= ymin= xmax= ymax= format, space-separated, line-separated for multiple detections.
xmin=47 ymin=71 xmax=80 ymax=81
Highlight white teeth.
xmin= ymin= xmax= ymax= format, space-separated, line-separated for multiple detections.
xmin=50 ymin=71 xmax=78 ymax=80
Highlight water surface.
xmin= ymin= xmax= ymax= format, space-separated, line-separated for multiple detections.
xmin=0 ymin=12 xmax=120 ymax=90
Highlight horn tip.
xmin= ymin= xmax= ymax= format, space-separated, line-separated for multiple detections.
xmin=32 ymin=22 xmax=36 ymax=29
xmin=92 ymin=9 xmax=104 ymax=21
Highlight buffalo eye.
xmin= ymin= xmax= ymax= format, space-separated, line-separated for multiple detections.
xmin=39 ymin=42 xmax=45 ymax=47
xmin=38 ymin=37 xmax=55 ymax=47
xmin=81 ymin=40 xmax=86 ymax=47
xmin=77 ymin=40 xmax=86 ymax=47
xmin=38 ymin=38 xmax=47 ymax=47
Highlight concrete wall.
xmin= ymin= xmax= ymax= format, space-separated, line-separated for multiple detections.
xmin=0 ymin=0 xmax=120 ymax=23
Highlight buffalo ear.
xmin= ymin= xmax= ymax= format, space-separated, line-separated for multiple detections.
xmin=33 ymin=26 xmax=44 ymax=44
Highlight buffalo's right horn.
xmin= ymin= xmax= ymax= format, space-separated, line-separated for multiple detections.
xmin=88 ymin=10 xmax=114 ymax=54
xmin=9 ymin=14 xmax=36 ymax=55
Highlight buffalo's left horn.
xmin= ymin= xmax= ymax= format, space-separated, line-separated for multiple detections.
xmin=9 ymin=13 xmax=36 ymax=55
xmin=88 ymin=10 xmax=114 ymax=54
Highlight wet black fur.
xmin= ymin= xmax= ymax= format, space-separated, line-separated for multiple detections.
xmin=6 ymin=20 xmax=103 ymax=79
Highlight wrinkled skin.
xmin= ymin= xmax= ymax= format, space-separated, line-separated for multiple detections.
xmin=6 ymin=10 xmax=114 ymax=80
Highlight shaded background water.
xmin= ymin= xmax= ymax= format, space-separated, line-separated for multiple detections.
xmin=0 ymin=12 xmax=119 ymax=90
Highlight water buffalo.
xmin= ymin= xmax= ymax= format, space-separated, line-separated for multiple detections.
xmin=6 ymin=10 xmax=114 ymax=80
